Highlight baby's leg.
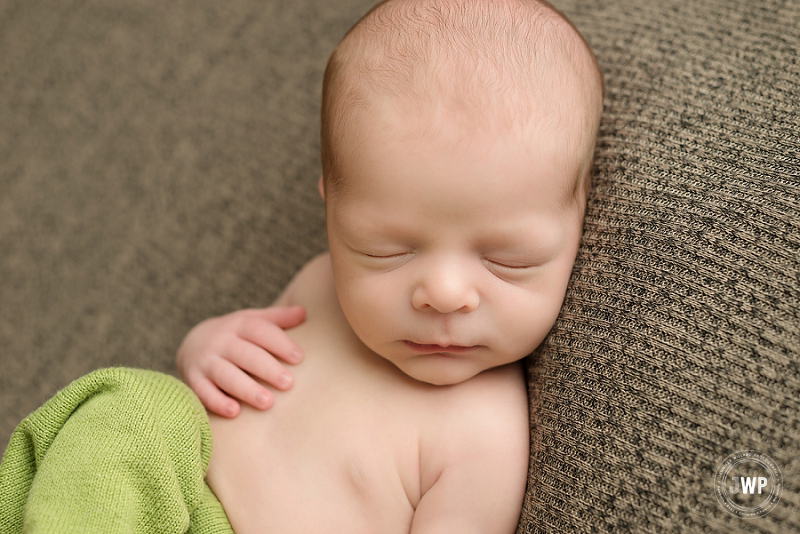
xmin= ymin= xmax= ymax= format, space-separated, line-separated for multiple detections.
xmin=0 ymin=368 xmax=232 ymax=533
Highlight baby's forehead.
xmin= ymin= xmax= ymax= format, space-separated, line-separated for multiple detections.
xmin=355 ymin=90 xmax=598 ymax=179
xmin=338 ymin=109 xmax=589 ymax=209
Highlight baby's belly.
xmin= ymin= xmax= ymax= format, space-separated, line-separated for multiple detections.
xmin=205 ymin=388 xmax=419 ymax=533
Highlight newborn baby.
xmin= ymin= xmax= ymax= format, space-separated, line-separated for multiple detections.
xmin=178 ymin=0 xmax=603 ymax=532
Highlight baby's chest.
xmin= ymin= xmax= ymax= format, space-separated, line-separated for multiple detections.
xmin=278 ymin=380 xmax=425 ymax=501
xmin=207 ymin=386 xmax=425 ymax=534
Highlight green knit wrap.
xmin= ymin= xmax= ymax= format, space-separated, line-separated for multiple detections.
xmin=0 ymin=368 xmax=233 ymax=533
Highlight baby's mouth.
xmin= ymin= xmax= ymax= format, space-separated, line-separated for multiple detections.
xmin=404 ymin=340 xmax=479 ymax=354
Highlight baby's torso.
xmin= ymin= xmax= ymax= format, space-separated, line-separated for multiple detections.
xmin=206 ymin=325 xmax=427 ymax=533
xmin=205 ymin=254 xmax=526 ymax=534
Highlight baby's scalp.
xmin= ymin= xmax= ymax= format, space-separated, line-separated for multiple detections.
xmin=320 ymin=0 xmax=603 ymax=200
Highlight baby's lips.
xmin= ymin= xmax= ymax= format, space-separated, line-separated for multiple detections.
xmin=404 ymin=340 xmax=479 ymax=353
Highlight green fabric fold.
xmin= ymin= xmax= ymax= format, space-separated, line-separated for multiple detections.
xmin=0 ymin=368 xmax=233 ymax=533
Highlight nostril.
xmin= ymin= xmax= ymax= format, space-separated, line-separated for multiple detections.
xmin=412 ymin=290 xmax=479 ymax=315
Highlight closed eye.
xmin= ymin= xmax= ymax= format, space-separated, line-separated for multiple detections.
xmin=363 ymin=252 xmax=411 ymax=259
xmin=486 ymin=259 xmax=535 ymax=270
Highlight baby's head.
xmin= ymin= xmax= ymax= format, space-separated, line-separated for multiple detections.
xmin=319 ymin=0 xmax=603 ymax=385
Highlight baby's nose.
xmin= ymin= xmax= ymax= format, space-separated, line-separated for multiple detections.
xmin=411 ymin=261 xmax=480 ymax=314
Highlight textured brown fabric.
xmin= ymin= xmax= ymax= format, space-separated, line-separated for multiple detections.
xmin=1 ymin=0 xmax=797 ymax=532
xmin=0 ymin=0 xmax=361 ymax=442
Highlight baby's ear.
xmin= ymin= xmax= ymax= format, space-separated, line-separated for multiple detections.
xmin=318 ymin=175 xmax=325 ymax=201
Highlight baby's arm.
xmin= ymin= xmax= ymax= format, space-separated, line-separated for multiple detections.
xmin=176 ymin=304 xmax=306 ymax=418
xmin=412 ymin=369 xmax=529 ymax=534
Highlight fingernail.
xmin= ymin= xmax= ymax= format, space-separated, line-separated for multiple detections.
xmin=226 ymin=404 xmax=237 ymax=417
xmin=256 ymin=393 xmax=269 ymax=408
xmin=278 ymin=372 xmax=292 ymax=389
xmin=291 ymin=349 xmax=303 ymax=362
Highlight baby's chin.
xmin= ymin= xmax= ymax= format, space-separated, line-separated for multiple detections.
xmin=391 ymin=355 xmax=488 ymax=386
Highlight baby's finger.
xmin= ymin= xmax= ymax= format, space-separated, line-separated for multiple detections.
xmin=238 ymin=314 xmax=304 ymax=364
xmin=187 ymin=373 xmax=241 ymax=418
xmin=210 ymin=358 xmax=275 ymax=410
xmin=228 ymin=337 xmax=295 ymax=392
xmin=255 ymin=305 xmax=307 ymax=329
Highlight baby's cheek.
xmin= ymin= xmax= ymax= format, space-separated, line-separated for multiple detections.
xmin=352 ymin=277 xmax=390 ymax=309
xmin=505 ymin=291 xmax=561 ymax=353
xmin=342 ymin=278 xmax=396 ymax=332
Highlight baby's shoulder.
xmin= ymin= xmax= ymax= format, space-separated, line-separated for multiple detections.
xmin=422 ymin=362 xmax=529 ymax=466
xmin=275 ymin=252 xmax=338 ymax=315
xmin=441 ymin=362 xmax=528 ymax=436
xmin=415 ymin=363 xmax=529 ymax=522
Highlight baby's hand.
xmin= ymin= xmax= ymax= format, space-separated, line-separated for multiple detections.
xmin=177 ymin=306 xmax=306 ymax=417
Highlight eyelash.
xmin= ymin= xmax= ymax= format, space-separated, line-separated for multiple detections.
xmin=363 ymin=252 xmax=410 ymax=259
xmin=360 ymin=251 xmax=535 ymax=271
xmin=485 ymin=259 xmax=534 ymax=270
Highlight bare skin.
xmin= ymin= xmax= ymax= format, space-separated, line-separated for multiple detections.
xmin=205 ymin=253 xmax=530 ymax=534
xmin=201 ymin=65 xmax=595 ymax=533
xmin=192 ymin=2 xmax=603 ymax=530
xmin=199 ymin=83 xmax=594 ymax=533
